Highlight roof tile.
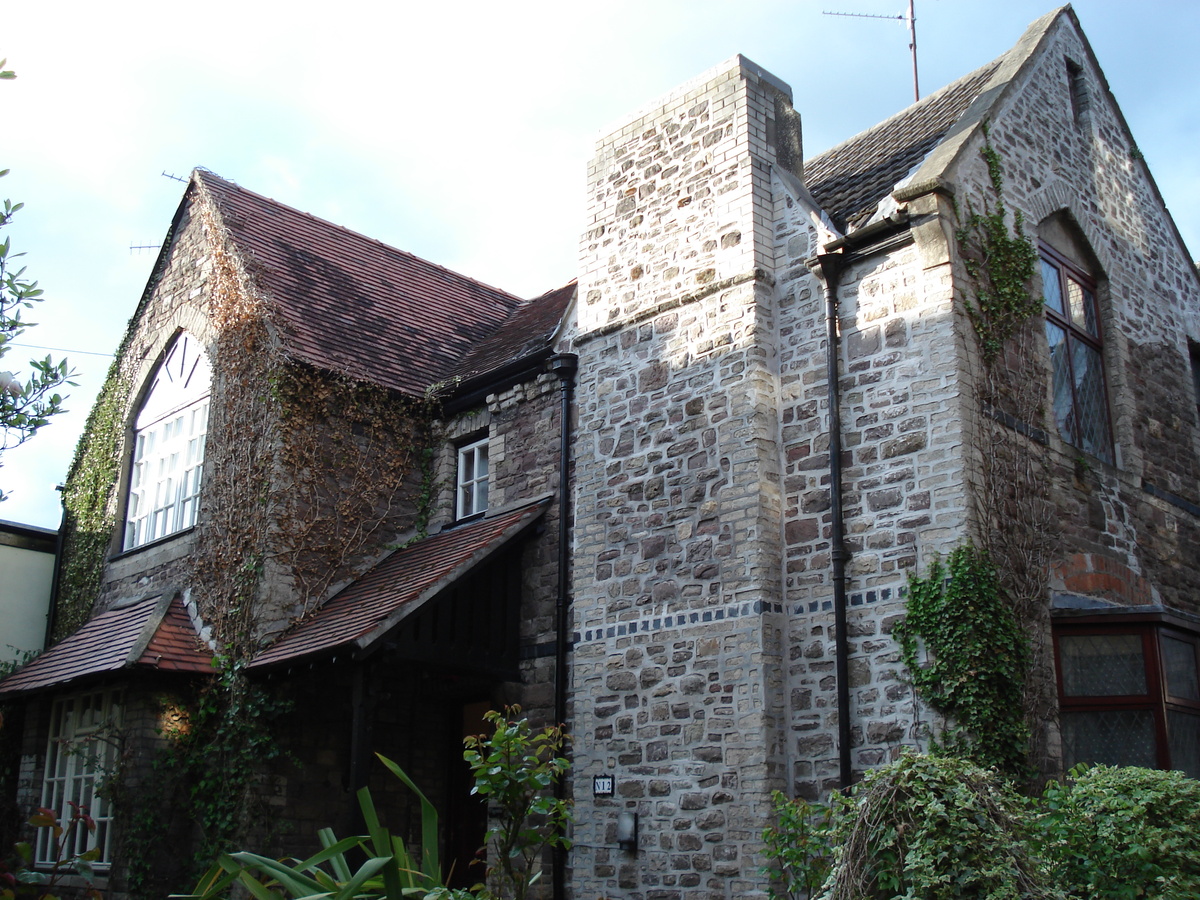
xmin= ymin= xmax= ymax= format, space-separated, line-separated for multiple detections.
xmin=805 ymin=59 xmax=1001 ymax=232
xmin=0 ymin=597 xmax=213 ymax=695
xmin=196 ymin=172 xmax=527 ymax=396
xmin=249 ymin=498 xmax=551 ymax=670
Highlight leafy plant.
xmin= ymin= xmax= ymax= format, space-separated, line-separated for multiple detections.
xmin=818 ymin=753 xmax=1059 ymax=900
xmin=1 ymin=803 xmax=104 ymax=900
xmin=462 ymin=707 xmax=571 ymax=900
xmin=761 ymin=790 xmax=832 ymax=900
xmin=0 ymin=94 xmax=75 ymax=499
xmin=177 ymin=754 xmax=454 ymax=900
xmin=1039 ymin=764 xmax=1200 ymax=899
xmin=895 ymin=543 xmax=1030 ymax=775
xmin=956 ymin=124 xmax=1039 ymax=367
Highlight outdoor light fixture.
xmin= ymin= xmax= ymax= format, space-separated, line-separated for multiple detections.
xmin=616 ymin=810 xmax=638 ymax=853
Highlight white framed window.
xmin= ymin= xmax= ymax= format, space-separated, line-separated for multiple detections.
xmin=456 ymin=437 xmax=489 ymax=519
xmin=124 ymin=333 xmax=211 ymax=551
xmin=38 ymin=689 xmax=122 ymax=868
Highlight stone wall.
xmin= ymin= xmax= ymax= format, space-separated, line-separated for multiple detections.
xmin=771 ymin=173 xmax=970 ymax=797
xmin=943 ymin=17 xmax=1200 ymax=616
xmin=569 ymin=56 xmax=798 ymax=900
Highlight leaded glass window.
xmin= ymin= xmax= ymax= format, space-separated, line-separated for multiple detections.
xmin=1042 ymin=248 xmax=1113 ymax=463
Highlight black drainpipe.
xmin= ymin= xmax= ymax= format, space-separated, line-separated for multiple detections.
xmin=815 ymin=253 xmax=854 ymax=791
xmin=814 ymin=211 xmax=914 ymax=791
xmin=545 ymin=351 xmax=578 ymax=900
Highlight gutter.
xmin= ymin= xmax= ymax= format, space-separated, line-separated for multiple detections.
xmin=544 ymin=352 xmax=578 ymax=900
xmin=441 ymin=349 xmax=555 ymax=415
xmin=813 ymin=211 xmax=913 ymax=791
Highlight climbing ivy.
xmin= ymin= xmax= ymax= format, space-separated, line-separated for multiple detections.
xmin=119 ymin=673 xmax=292 ymax=898
xmin=55 ymin=360 xmax=133 ymax=638
xmin=952 ymin=127 xmax=1059 ymax=779
xmin=956 ymin=125 xmax=1040 ymax=366
xmin=895 ymin=543 xmax=1030 ymax=776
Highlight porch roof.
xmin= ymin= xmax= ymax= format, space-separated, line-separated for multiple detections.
xmin=0 ymin=595 xmax=214 ymax=696
xmin=248 ymin=497 xmax=551 ymax=671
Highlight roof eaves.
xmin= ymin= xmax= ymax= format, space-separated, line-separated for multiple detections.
xmin=353 ymin=497 xmax=552 ymax=657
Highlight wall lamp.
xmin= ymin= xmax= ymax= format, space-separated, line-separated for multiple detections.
xmin=616 ymin=810 xmax=638 ymax=853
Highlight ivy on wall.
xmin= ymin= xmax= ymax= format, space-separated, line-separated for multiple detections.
xmin=950 ymin=124 xmax=1060 ymax=779
xmin=956 ymin=126 xmax=1040 ymax=366
xmin=895 ymin=544 xmax=1029 ymax=776
xmin=55 ymin=362 xmax=133 ymax=638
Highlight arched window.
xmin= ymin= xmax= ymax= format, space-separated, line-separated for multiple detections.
xmin=1040 ymin=217 xmax=1114 ymax=464
xmin=123 ymin=333 xmax=211 ymax=550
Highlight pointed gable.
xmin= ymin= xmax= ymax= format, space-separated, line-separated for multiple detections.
xmin=195 ymin=171 xmax=526 ymax=396
xmin=805 ymin=8 xmax=1064 ymax=235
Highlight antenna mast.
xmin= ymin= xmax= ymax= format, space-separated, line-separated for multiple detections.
xmin=824 ymin=0 xmax=919 ymax=102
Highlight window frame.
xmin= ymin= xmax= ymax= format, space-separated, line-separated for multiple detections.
xmin=123 ymin=334 xmax=211 ymax=551
xmin=1041 ymin=243 xmax=1114 ymax=464
xmin=1054 ymin=618 xmax=1200 ymax=777
xmin=37 ymin=688 xmax=122 ymax=869
xmin=456 ymin=436 xmax=490 ymax=521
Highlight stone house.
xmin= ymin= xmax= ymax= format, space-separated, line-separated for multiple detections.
xmin=3 ymin=6 xmax=1200 ymax=900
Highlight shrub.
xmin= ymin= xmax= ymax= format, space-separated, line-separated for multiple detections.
xmin=761 ymin=791 xmax=832 ymax=900
xmin=819 ymin=753 xmax=1059 ymax=900
xmin=1039 ymin=764 xmax=1200 ymax=899
xmin=176 ymin=754 xmax=451 ymax=900
xmin=463 ymin=707 xmax=571 ymax=900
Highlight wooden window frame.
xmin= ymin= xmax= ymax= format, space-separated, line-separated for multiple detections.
xmin=1054 ymin=618 xmax=1200 ymax=777
xmin=456 ymin=436 xmax=490 ymax=521
xmin=1041 ymin=244 xmax=1115 ymax=464
xmin=38 ymin=688 xmax=122 ymax=868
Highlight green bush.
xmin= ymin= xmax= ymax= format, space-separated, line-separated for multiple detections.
xmin=819 ymin=753 xmax=1058 ymax=900
xmin=176 ymin=754 xmax=452 ymax=900
xmin=1039 ymin=765 xmax=1200 ymax=899
xmin=761 ymin=791 xmax=832 ymax=900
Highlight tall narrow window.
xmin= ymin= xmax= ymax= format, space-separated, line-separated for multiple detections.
xmin=124 ymin=333 xmax=212 ymax=550
xmin=1042 ymin=246 xmax=1113 ymax=463
xmin=1189 ymin=341 xmax=1200 ymax=425
xmin=38 ymin=689 xmax=121 ymax=867
xmin=457 ymin=437 xmax=489 ymax=520
xmin=1066 ymin=58 xmax=1090 ymax=126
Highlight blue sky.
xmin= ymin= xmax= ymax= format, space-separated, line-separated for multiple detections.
xmin=1 ymin=0 xmax=1196 ymax=528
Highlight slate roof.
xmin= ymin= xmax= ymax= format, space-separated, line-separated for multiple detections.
xmin=248 ymin=498 xmax=551 ymax=671
xmin=0 ymin=596 xmax=213 ymax=696
xmin=805 ymin=59 xmax=1002 ymax=233
xmin=196 ymin=171 xmax=527 ymax=397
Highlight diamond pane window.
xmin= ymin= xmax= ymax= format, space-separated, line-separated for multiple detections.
xmin=1042 ymin=246 xmax=1113 ymax=464
xmin=1056 ymin=624 xmax=1200 ymax=776
xmin=1168 ymin=711 xmax=1200 ymax=778
xmin=1062 ymin=709 xmax=1157 ymax=769
xmin=1164 ymin=636 xmax=1200 ymax=702
xmin=1060 ymin=634 xmax=1146 ymax=696
xmin=124 ymin=334 xmax=211 ymax=550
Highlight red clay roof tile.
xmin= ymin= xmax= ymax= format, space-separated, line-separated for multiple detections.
xmin=195 ymin=171 xmax=527 ymax=396
xmin=249 ymin=498 xmax=550 ymax=671
xmin=0 ymin=596 xmax=213 ymax=696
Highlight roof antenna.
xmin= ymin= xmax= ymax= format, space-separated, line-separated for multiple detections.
xmin=129 ymin=243 xmax=162 ymax=255
xmin=161 ymin=170 xmax=188 ymax=183
xmin=824 ymin=0 xmax=919 ymax=102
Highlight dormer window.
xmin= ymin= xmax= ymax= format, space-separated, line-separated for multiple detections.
xmin=456 ymin=436 xmax=489 ymax=520
xmin=124 ymin=333 xmax=212 ymax=550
